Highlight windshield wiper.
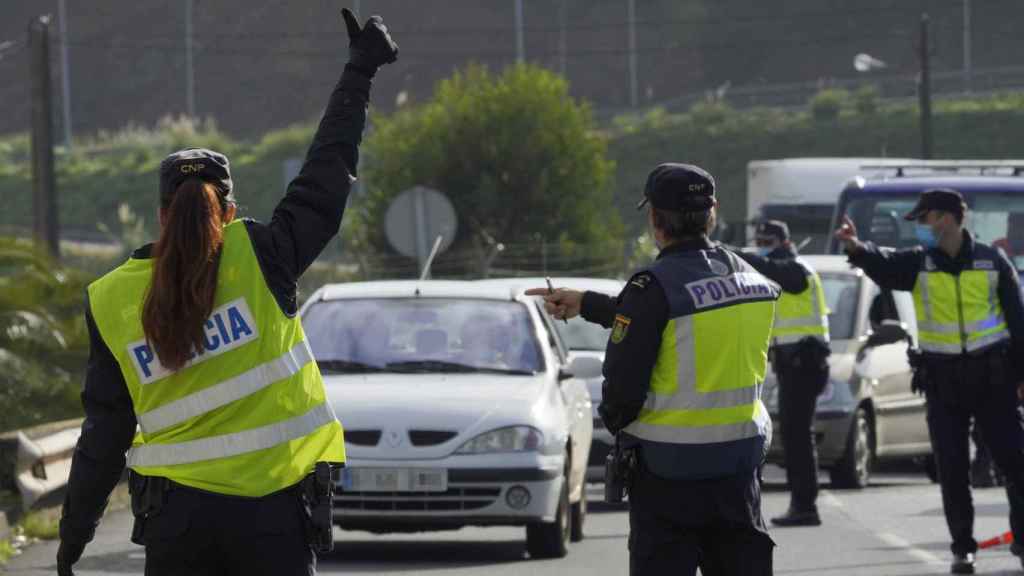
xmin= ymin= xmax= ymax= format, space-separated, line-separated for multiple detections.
xmin=316 ymin=359 xmax=386 ymax=374
xmin=385 ymin=360 xmax=534 ymax=376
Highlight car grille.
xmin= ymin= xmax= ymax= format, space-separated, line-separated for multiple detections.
xmin=345 ymin=430 xmax=382 ymax=446
xmin=335 ymin=486 xmax=501 ymax=512
xmin=408 ymin=430 xmax=458 ymax=446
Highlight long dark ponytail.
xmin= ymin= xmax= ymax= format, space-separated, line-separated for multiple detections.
xmin=142 ymin=179 xmax=227 ymax=371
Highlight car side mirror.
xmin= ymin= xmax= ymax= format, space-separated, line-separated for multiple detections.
xmin=566 ymin=356 xmax=603 ymax=380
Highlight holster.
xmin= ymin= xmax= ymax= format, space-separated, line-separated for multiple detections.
xmin=128 ymin=471 xmax=169 ymax=545
xmin=299 ymin=462 xmax=339 ymax=554
xmin=604 ymin=439 xmax=638 ymax=504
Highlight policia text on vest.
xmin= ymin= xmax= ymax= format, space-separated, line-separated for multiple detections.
xmin=56 ymin=9 xmax=399 ymax=576
xmin=837 ymin=193 xmax=1024 ymax=574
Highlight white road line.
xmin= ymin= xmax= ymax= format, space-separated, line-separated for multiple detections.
xmin=876 ymin=531 xmax=946 ymax=566
xmin=819 ymin=490 xmax=845 ymax=510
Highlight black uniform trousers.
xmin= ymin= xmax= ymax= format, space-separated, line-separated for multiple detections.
xmin=628 ymin=466 xmax=774 ymax=576
xmin=774 ymin=342 xmax=829 ymax=513
xmin=137 ymin=484 xmax=314 ymax=576
xmin=922 ymin=347 xmax=1024 ymax=556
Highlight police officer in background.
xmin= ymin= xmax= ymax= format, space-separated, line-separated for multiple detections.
xmin=55 ymin=9 xmax=397 ymax=576
xmin=529 ymin=164 xmax=779 ymax=575
xmin=835 ymin=188 xmax=1024 ymax=575
xmin=736 ymin=220 xmax=831 ymax=527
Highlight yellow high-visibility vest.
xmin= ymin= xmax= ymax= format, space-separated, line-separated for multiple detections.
xmin=88 ymin=219 xmax=344 ymax=497
xmin=912 ymin=252 xmax=1010 ymax=355
xmin=624 ymin=249 xmax=779 ymax=447
xmin=772 ymin=258 xmax=830 ymax=346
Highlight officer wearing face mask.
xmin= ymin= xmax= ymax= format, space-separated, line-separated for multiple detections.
xmin=836 ymin=188 xmax=1024 ymax=575
xmin=735 ymin=220 xmax=831 ymax=527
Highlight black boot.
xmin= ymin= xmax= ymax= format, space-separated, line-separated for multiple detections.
xmin=950 ymin=552 xmax=975 ymax=574
xmin=770 ymin=508 xmax=821 ymax=527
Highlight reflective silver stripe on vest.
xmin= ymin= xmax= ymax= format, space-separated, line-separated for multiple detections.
xmin=919 ymin=341 xmax=963 ymax=354
xmin=137 ymin=341 xmax=315 ymax=434
xmin=127 ymin=402 xmax=337 ymax=468
xmin=625 ymin=401 xmax=771 ymax=444
xmin=965 ymin=329 xmax=1011 ymax=352
xmin=646 ymin=316 xmax=759 ymax=411
xmin=772 ymin=333 xmax=826 ymax=346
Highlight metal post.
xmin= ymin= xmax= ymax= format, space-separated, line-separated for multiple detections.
xmin=919 ymin=14 xmax=933 ymax=159
xmin=185 ymin=0 xmax=195 ymax=117
xmin=29 ymin=16 xmax=59 ymax=259
xmin=57 ymin=0 xmax=72 ymax=148
xmin=627 ymin=0 xmax=638 ymax=108
xmin=515 ymin=0 xmax=525 ymax=63
xmin=558 ymin=0 xmax=567 ymax=76
xmin=963 ymin=0 xmax=972 ymax=93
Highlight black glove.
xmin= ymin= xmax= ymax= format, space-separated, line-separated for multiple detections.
xmin=57 ymin=540 xmax=85 ymax=576
xmin=341 ymin=8 xmax=398 ymax=78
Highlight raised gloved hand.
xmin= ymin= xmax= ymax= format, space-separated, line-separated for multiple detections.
xmin=57 ymin=540 xmax=86 ymax=576
xmin=341 ymin=8 xmax=398 ymax=77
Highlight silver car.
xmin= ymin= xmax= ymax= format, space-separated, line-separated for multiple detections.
xmin=763 ymin=256 xmax=932 ymax=488
xmin=476 ymin=278 xmax=625 ymax=481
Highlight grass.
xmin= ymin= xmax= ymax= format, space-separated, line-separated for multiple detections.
xmin=0 ymin=537 xmax=14 ymax=565
xmin=19 ymin=509 xmax=60 ymax=540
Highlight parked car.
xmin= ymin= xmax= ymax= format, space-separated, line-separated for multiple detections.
xmin=299 ymin=280 xmax=594 ymax=558
xmin=475 ymin=277 xmax=624 ymax=480
xmin=763 ymin=256 xmax=932 ymax=488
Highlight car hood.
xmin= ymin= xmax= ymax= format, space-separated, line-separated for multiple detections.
xmin=323 ymin=372 xmax=552 ymax=460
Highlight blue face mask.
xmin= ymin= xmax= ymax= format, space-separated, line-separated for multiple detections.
xmin=914 ymin=224 xmax=939 ymax=249
xmin=757 ymin=247 xmax=774 ymax=257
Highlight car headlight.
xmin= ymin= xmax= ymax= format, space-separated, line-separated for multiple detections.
xmin=454 ymin=426 xmax=544 ymax=454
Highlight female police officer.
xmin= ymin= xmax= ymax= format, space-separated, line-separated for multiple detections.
xmin=55 ymin=9 xmax=397 ymax=575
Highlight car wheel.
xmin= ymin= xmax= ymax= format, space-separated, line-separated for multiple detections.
xmin=830 ymin=407 xmax=872 ymax=489
xmin=570 ymin=487 xmax=586 ymax=542
xmin=526 ymin=473 xmax=571 ymax=559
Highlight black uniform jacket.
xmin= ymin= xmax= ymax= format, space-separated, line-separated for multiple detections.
xmin=847 ymin=231 xmax=1024 ymax=377
xmin=60 ymin=67 xmax=372 ymax=546
xmin=579 ymin=237 xmax=718 ymax=435
xmin=735 ymin=245 xmax=808 ymax=295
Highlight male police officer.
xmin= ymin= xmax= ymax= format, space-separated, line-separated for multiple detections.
xmin=835 ymin=188 xmax=1024 ymax=574
xmin=737 ymin=220 xmax=830 ymax=527
xmin=530 ymin=164 xmax=778 ymax=575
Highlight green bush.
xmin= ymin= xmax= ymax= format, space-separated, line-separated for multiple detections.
xmin=809 ymin=89 xmax=849 ymax=122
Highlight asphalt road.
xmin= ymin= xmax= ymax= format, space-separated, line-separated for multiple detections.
xmin=7 ymin=466 xmax=1024 ymax=575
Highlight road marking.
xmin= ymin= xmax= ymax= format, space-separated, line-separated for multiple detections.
xmin=877 ymin=531 xmax=945 ymax=566
xmin=820 ymin=490 xmax=845 ymax=510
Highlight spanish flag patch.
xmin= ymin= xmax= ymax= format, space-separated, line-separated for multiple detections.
xmin=611 ymin=314 xmax=632 ymax=344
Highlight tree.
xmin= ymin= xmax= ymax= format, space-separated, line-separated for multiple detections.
xmin=0 ymin=239 xmax=90 ymax=432
xmin=357 ymin=64 xmax=623 ymax=278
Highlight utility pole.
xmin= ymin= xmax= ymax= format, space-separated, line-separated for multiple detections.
xmin=558 ymin=0 xmax=567 ymax=76
xmin=627 ymin=0 xmax=638 ymax=108
xmin=918 ymin=14 xmax=933 ymax=159
xmin=185 ymin=0 xmax=196 ymax=117
xmin=57 ymin=0 xmax=72 ymax=148
xmin=29 ymin=16 xmax=59 ymax=259
xmin=962 ymin=0 xmax=972 ymax=93
xmin=514 ymin=0 xmax=525 ymax=63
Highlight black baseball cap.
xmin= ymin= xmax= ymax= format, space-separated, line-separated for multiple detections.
xmin=636 ymin=163 xmax=716 ymax=212
xmin=159 ymin=148 xmax=234 ymax=202
xmin=755 ymin=220 xmax=790 ymax=242
xmin=903 ymin=188 xmax=966 ymax=221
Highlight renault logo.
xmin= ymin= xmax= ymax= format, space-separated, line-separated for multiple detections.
xmin=385 ymin=430 xmax=403 ymax=447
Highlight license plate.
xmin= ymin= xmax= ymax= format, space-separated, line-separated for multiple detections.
xmin=340 ymin=468 xmax=448 ymax=492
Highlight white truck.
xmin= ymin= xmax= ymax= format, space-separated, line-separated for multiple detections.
xmin=747 ymin=158 xmax=911 ymax=253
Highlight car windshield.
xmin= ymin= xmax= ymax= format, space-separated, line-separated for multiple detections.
xmin=302 ymin=298 xmax=544 ymax=375
xmin=839 ymin=190 xmax=1024 ymax=270
xmin=820 ymin=273 xmax=860 ymax=341
xmin=553 ymin=316 xmax=611 ymax=351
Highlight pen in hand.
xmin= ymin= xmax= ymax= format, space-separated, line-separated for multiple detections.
xmin=546 ymin=277 xmax=569 ymax=324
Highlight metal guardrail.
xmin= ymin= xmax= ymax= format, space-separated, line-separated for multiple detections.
xmin=15 ymin=427 xmax=79 ymax=510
